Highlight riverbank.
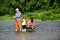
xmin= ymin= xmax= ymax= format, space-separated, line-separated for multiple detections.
xmin=0 ymin=8 xmax=60 ymax=21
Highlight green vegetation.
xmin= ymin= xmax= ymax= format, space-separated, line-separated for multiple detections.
xmin=0 ymin=0 xmax=60 ymax=21
xmin=0 ymin=8 xmax=60 ymax=21
xmin=0 ymin=14 xmax=14 ymax=20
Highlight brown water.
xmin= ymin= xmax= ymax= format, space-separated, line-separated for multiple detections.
xmin=0 ymin=21 xmax=60 ymax=40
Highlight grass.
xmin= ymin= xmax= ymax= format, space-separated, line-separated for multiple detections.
xmin=0 ymin=8 xmax=60 ymax=21
xmin=0 ymin=14 xmax=14 ymax=20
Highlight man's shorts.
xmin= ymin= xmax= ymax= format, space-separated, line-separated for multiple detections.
xmin=16 ymin=20 xmax=22 ymax=29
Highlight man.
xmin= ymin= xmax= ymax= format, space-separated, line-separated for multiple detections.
xmin=13 ymin=8 xmax=22 ymax=32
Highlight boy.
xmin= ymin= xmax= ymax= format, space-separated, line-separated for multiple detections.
xmin=22 ymin=16 xmax=26 ymax=29
xmin=22 ymin=16 xmax=27 ymax=32
xmin=27 ymin=17 xmax=35 ymax=30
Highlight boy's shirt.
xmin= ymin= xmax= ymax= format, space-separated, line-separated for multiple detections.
xmin=15 ymin=12 xmax=22 ymax=21
xmin=22 ymin=19 xmax=26 ymax=25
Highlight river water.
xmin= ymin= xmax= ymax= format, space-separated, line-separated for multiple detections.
xmin=0 ymin=21 xmax=60 ymax=40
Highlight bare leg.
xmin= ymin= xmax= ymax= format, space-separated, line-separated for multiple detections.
xmin=16 ymin=21 xmax=19 ymax=31
xmin=18 ymin=20 xmax=22 ymax=32
xmin=32 ymin=25 xmax=35 ymax=29
xmin=16 ymin=29 xmax=18 ymax=31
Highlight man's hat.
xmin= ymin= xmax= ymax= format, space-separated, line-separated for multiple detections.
xmin=15 ymin=8 xmax=19 ymax=11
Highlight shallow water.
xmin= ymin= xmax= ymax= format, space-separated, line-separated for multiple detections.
xmin=0 ymin=21 xmax=60 ymax=40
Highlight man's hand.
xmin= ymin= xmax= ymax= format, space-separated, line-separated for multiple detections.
xmin=12 ymin=16 xmax=16 ymax=18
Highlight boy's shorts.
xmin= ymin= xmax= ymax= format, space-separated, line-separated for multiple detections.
xmin=27 ymin=26 xmax=32 ymax=29
xmin=22 ymin=25 xmax=26 ymax=29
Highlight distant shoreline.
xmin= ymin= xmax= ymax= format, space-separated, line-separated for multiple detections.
xmin=0 ymin=20 xmax=60 ymax=22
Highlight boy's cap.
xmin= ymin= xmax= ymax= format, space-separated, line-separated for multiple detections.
xmin=15 ymin=8 xmax=19 ymax=11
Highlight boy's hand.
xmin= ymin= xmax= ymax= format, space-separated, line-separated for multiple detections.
xmin=12 ymin=16 xmax=16 ymax=18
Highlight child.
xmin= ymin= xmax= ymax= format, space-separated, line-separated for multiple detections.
xmin=13 ymin=8 xmax=22 ymax=32
xmin=22 ymin=16 xmax=26 ymax=29
xmin=27 ymin=17 xmax=35 ymax=30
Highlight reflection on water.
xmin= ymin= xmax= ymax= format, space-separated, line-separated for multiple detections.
xmin=15 ymin=31 xmax=35 ymax=40
xmin=15 ymin=32 xmax=27 ymax=40
xmin=22 ymin=33 xmax=26 ymax=40
xmin=15 ymin=32 xmax=22 ymax=40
